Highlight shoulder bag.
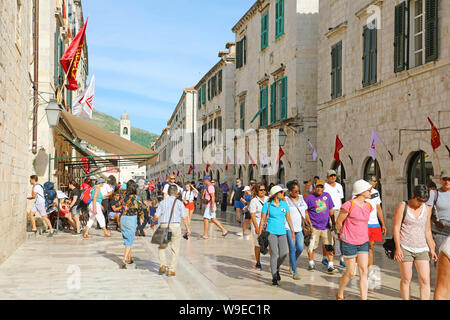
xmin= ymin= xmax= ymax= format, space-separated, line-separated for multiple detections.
xmin=258 ymin=202 xmax=270 ymax=255
xmin=202 ymin=187 xmax=211 ymax=205
xmin=151 ymin=198 xmax=177 ymax=245
xmin=383 ymin=201 xmax=407 ymax=260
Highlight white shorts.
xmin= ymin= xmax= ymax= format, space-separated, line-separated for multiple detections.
xmin=31 ymin=202 xmax=47 ymax=217
xmin=251 ymin=218 xmax=261 ymax=247
xmin=203 ymin=206 xmax=217 ymax=220
xmin=440 ymin=236 xmax=450 ymax=258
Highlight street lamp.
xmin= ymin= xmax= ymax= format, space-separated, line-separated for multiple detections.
xmin=45 ymin=99 xmax=62 ymax=128
xmin=279 ymin=128 xmax=287 ymax=147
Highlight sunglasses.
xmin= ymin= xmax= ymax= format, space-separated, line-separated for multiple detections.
xmin=443 ymin=177 xmax=450 ymax=182
xmin=416 ymin=197 xmax=428 ymax=203
xmin=259 ymin=188 xmax=266 ymax=191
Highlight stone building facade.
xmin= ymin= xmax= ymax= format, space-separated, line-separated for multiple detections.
xmin=231 ymin=0 xmax=319 ymax=186
xmin=317 ymin=0 xmax=450 ymax=232
xmin=148 ymin=127 xmax=169 ymax=182
xmin=0 ymin=0 xmax=33 ymax=264
xmin=194 ymin=43 xmax=236 ymax=184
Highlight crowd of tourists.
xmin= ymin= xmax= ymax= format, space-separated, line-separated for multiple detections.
xmin=27 ymin=168 xmax=450 ymax=300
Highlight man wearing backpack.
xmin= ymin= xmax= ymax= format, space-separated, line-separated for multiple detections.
xmin=27 ymin=175 xmax=54 ymax=237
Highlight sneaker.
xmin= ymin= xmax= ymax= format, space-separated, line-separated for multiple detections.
xmin=321 ymin=258 xmax=328 ymax=266
xmin=293 ymin=272 xmax=301 ymax=280
xmin=47 ymin=231 xmax=54 ymax=238
xmin=276 ymin=271 xmax=281 ymax=281
xmin=158 ymin=266 xmax=167 ymax=275
xmin=255 ymin=263 xmax=262 ymax=270
xmin=236 ymin=232 xmax=243 ymax=237
xmin=272 ymin=277 xmax=279 ymax=286
xmin=308 ymin=264 xmax=315 ymax=271
xmin=327 ymin=266 xmax=339 ymax=274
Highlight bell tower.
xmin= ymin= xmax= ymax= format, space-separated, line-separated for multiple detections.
xmin=120 ymin=112 xmax=130 ymax=141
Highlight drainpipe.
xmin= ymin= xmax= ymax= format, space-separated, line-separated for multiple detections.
xmin=192 ymin=91 xmax=195 ymax=182
xmin=32 ymin=0 xmax=39 ymax=154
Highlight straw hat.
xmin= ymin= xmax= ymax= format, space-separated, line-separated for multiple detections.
xmin=352 ymin=179 xmax=372 ymax=196
xmin=269 ymin=185 xmax=288 ymax=198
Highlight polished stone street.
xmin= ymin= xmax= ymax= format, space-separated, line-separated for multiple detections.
xmin=0 ymin=208 xmax=436 ymax=300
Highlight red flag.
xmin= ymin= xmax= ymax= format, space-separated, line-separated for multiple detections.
xmin=62 ymin=0 xmax=67 ymax=19
xmin=225 ymin=156 xmax=231 ymax=171
xmin=60 ymin=17 xmax=88 ymax=91
xmin=188 ymin=165 xmax=193 ymax=174
xmin=428 ymin=117 xmax=441 ymax=151
xmin=334 ymin=135 xmax=344 ymax=164
xmin=277 ymin=147 xmax=285 ymax=164
xmin=248 ymin=151 xmax=256 ymax=167
xmin=206 ymin=162 xmax=210 ymax=173
xmin=176 ymin=170 xmax=180 ymax=177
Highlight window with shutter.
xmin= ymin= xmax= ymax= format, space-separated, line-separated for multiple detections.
xmin=260 ymin=86 xmax=268 ymax=128
xmin=270 ymin=82 xmax=276 ymax=123
xmin=261 ymin=12 xmax=269 ymax=50
xmin=218 ymin=116 xmax=222 ymax=144
xmin=243 ymin=36 xmax=247 ymax=65
xmin=213 ymin=118 xmax=217 ymax=145
xmin=363 ymin=24 xmax=377 ymax=87
xmin=218 ymin=70 xmax=222 ymax=93
xmin=331 ymin=42 xmax=342 ymax=98
xmin=198 ymin=88 xmax=202 ymax=109
xmin=240 ymin=101 xmax=245 ymax=130
xmin=275 ymin=0 xmax=284 ymax=39
xmin=425 ymin=0 xmax=438 ymax=62
xmin=394 ymin=2 xmax=406 ymax=72
xmin=236 ymin=40 xmax=242 ymax=68
xmin=201 ymin=84 xmax=206 ymax=105
xmin=280 ymin=77 xmax=287 ymax=120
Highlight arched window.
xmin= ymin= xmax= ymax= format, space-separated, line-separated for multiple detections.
xmin=407 ymin=151 xmax=434 ymax=198
xmin=332 ymin=161 xmax=347 ymax=201
xmin=123 ymin=127 xmax=128 ymax=135
xmin=364 ymin=158 xmax=382 ymax=198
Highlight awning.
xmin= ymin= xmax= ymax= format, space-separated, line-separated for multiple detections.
xmin=61 ymin=110 xmax=158 ymax=167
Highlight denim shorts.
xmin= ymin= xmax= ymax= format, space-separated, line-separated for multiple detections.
xmin=341 ymin=241 xmax=369 ymax=259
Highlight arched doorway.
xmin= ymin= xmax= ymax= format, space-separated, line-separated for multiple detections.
xmin=407 ymin=151 xmax=434 ymax=198
xmin=364 ymin=158 xmax=382 ymax=199
xmin=248 ymin=165 xmax=254 ymax=183
xmin=332 ymin=161 xmax=346 ymax=201
xmin=277 ymin=161 xmax=285 ymax=185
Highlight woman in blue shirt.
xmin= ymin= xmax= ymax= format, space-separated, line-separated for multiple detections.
xmin=259 ymin=185 xmax=296 ymax=286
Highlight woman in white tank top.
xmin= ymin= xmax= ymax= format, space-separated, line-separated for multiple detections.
xmin=393 ymin=185 xmax=438 ymax=300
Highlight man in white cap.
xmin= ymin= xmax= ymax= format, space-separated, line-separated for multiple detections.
xmin=324 ymin=169 xmax=345 ymax=267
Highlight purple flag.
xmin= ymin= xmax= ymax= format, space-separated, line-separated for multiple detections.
xmin=369 ymin=128 xmax=382 ymax=160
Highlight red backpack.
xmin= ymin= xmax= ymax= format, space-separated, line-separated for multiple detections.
xmin=81 ymin=187 xmax=93 ymax=205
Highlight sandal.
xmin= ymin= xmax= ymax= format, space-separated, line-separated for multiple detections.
xmin=200 ymin=236 xmax=209 ymax=240
xmin=222 ymin=231 xmax=228 ymax=237
xmin=83 ymin=233 xmax=91 ymax=238
xmin=128 ymin=259 xmax=134 ymax=264
xmin=120 ymin=261 xmax=127 ymax=269
xmin=336 ymin=294 xmax=344 ymax=300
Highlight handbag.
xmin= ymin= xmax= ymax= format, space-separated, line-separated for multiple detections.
xmin=202 ymin=188 xmax=211 ymax=205
xmin=151 ymin=198 xmax=177 ymax=245
xmin=383 ymin=201 xmax=407 ymax=260
xmin=258 ymin=203 xmax=270 ymax=255
xmin=287 ymin=197 xmax=312 ymax=246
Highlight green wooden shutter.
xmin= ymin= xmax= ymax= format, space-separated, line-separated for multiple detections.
xmin=218 ymin=70 xmax=222 ymax=93
xmin=331 ymin=45 xmax=336 ymax=98
xmin=370 ymin=27 xmax=377 ymax=84
xmin=54 ymin=27 xmax=59 ymax=87
xmin=261 ymin=12 xmax=268 ymax=50
xmin=280 ymin=77 xmax=287 ymax=120
xmin=276 ymin=0 xmax=284 ymax=39
xmin=218 ymin=116 xmax=222 ymax=144
xmin=362 ymin=26 xmax=370 ymax=87
xmin=240 ymin=101 xmax=245 ymax=130
xmin=201 ymin=84 xmax=206 ymax=104
xmin=260 ymin=87 xmax=268 ymax=127
xmin=394 ymin=2 xmax=406 ymax=72
xmin=270 ymin=82 xmax=276 ymax=123
xmin=280 ymin=0 xmax=284 ymax=37
xmin=425 ymin=0 xmax=439 ymax=62
xmin=243 ymin=36 xmax=247 ymax=65
xmin=236 ymin=40 xmax=242 ymax=68
xmin=198 ymin=88 xmax=202 ymax=108
xmin=336 ymin=42 xmax=342 ymax=97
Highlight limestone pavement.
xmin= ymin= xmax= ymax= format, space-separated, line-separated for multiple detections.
xmin=0 ymin=207 xmax=436 ymax=300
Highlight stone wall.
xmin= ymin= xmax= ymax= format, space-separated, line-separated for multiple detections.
xmin=0 ymin=0 xmax=33 ymax=264
xmin=317 ymin=0 xmax=450 ymax=233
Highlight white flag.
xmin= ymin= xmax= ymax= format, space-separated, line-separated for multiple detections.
xmin=73 ymin=75 xmax=95 ymax=120
xmin=308 ymin=140 xmax=318 ymax=161
xmin=369 ymin=128 xmax=382 ymax=160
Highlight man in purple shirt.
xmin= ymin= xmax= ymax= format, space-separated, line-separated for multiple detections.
xmin=304 ymin=179 xmax=339 ymax=273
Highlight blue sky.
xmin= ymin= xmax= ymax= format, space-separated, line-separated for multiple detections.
xmin=82 ymin=0 xmax=254 ymax=135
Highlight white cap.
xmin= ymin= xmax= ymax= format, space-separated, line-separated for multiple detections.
xmin=243 ymin=186 xmax=251 ymax=192
xmin=269 ymin=185 xmax=288 ymax=198
xmin=352 ymin=179 xmax=372 ymax=196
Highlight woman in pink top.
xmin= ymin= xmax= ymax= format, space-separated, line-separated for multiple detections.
xmin=335 ymin=180 xmax=373 ymax=300
xmin=393 ymin=184 xmax=438 ymax=300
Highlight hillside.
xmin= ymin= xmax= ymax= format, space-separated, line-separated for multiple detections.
xmin=91 ymin=109 xmax=158 ymax=148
